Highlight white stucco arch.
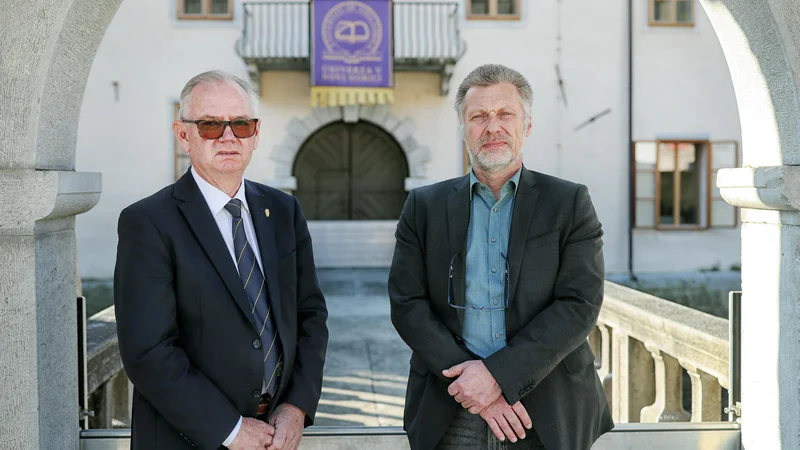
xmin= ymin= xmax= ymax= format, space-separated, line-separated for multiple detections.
xmin=267 ymin=105 xmax=433 ymax=192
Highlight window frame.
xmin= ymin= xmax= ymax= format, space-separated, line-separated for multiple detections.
xmin=174 ymin=102 xmax=192 ymax=181
xmin=634 ymin=140 xmax=739 ymax=231
xmin=177 ymin=0 xmax=234 ymax=21
xmin=649 ymin=0 xmax=695 ymax=28
xmin=654 ymin=140 xmax=710 ymax=230
xmin=466 ymin=0 xmax=522 ymax=21
xmin=709 ymin=140 xmax=740 ymax=229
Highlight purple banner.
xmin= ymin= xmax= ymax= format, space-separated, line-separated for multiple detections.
xmin=311 ymin=0 xmax=393 ymax=88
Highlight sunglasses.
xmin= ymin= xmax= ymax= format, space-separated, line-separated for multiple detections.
xmin=181 ymin=118 xmax=259 ymax=140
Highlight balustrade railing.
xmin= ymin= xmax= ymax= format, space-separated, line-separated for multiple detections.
xmin=590 ymin=282 xmax=737 ymax=425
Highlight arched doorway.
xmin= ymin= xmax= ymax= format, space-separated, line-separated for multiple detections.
xmin=292 ymin=121 xmax=409 ymax=220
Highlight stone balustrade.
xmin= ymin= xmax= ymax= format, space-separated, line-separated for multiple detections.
xmin=85 ymin=306 xmax=131 ymax=429
xmin=83 ymin=281 xmax=732 ymax=429
xmin=590 ymin=282 xmax=730 ymax=424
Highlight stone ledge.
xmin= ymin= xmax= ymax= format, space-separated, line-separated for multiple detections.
xmin=86 ymin=306 xmax=122 ymax=394
xmin=0 ymin=170 xmax=101 ymax=230
xmin=717 ymin=166 xmax=800 ymax=211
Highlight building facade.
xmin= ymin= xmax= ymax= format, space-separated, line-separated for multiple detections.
xmin=75 ymin=0 xmax=742 ymax=278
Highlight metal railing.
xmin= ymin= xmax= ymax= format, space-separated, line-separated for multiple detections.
xmin=236 ymin=1 xmax=465 ymax=64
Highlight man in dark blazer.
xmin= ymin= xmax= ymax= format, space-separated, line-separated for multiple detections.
xmin=114 ymin=71 xmax=328 ymax=450
xmin=389 ymin=64 xmax=613 ymax=450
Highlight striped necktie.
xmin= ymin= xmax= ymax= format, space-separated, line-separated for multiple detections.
xmin=224 ymin=199 xmax=282 ymax=396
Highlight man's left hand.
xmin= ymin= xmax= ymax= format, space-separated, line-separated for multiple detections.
xmin=267 ymin=404 xmax=305 ymax=450
xmin=443 ymin=361 xmax=502 ymax=413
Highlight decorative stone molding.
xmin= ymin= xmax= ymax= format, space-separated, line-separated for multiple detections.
xmin=269 ymin=106 xmax=434 ymax=192
xmin=0 ymin=170 xmax=102 ymax=231
xmin=718 ymin=166 xmax=800 ymax=211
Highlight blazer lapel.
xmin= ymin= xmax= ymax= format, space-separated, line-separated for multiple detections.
xmin=174 ymin=172 xmax=258 ymax=331
xmin=245 ymin=182 xmax=286 ymax=353
xmin=447 ymin=175 xmax=471 ymax=326
xmin=507 ymin=168 xmax=540 ymax=305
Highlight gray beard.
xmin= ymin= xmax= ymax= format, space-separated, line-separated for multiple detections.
xmin=468 ymin=147 xmax=519 ymax=174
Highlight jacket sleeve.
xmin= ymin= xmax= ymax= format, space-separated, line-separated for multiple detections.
xmin=279 ymin=197 xmax=329 ymax=426
xmin=114 ymin=204 xmax=241 ymax=450
xmin=389 ymin=190 xmax=475 ymax=379
xmin=483 ymin=184 xmax=605 ymax=404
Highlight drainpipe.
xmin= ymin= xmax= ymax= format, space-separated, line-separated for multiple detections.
xmin=627 ymin=0 xmax=637 ymax=281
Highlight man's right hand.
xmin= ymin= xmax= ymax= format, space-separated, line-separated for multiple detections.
xmin=478 ymin=397 xmax=532 ymax=443
xmin=227 ymin=418 xmax=275 ymax=450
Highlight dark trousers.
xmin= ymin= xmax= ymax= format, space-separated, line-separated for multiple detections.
xmin=435 ymin=407 xmax=547 ymax=450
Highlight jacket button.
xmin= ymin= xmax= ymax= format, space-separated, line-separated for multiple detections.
xmin=253 ymin=339 xmax=262 ymax=349
xmin=252 ymin=390 xmax=261 ymax=398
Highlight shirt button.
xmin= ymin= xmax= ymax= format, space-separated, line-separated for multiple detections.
xmin=481 ymin=186 xmax=486 ymax=190
xmin=253 ymin=339 xmax=262 ymax=349
xmin=495 ymin=333 xmax=501 ymax=339
xmin=494 ymin=300 xmax=499 ymax=305
xmin=493 ymin=207 xmax=498 ymax=213
xmin=491 ymin=268 xmax=497 ymax=273
xmin=491 ymin=238 xmax=497 ymax=243
xmin=252 ymin=390 xmax=261 ymax=398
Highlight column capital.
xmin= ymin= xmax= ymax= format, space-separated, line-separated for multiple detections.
xmin=718 ymin=166 xmax=800 ymax=211
xmin=0 ymin=170 xmax=101 ymax=233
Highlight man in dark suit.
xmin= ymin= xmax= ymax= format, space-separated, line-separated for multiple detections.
xmin=114 ymin=71 xmax=328 ymax=450
xmin=389 ymin=64 xmax=613 ymax=450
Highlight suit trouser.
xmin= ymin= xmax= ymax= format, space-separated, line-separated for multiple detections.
xmin=435 ymin=407 xmax=547 ymax=450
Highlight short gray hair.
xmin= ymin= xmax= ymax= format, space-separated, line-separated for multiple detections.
xmin=454 ymin=64 xmax=533 ymax=133
xmin=178 ymin=70 xmax=259 ymax=119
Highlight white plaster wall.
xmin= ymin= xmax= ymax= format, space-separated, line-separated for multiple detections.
xmin=76 ymin=0 xmax=742 ymax=277
xmin=76 ymin=0 xmax=253 ymax=278
xmin=631 ymin=0 xmax=743 ymax=273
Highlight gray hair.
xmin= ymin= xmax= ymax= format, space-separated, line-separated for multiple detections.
xmin=178 ymin=70 xmax=259 ymax=119
xmin=454 ymin=64 xmax=533 ymax=134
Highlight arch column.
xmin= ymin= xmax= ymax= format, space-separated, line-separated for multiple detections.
xmin=268 ymin=105 xmax=434 ymax=192
xmin=703 ymin=0 xmax=800 ymax=447
xmin=1 ymin=0 xmax=118 ymax=448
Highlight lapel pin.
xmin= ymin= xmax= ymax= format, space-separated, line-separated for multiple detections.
xmin=264 ymin=209 xmax=270 ymax=218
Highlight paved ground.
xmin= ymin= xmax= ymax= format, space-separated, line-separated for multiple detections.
xmin=314 ymin=269 xmax=411 ymax=427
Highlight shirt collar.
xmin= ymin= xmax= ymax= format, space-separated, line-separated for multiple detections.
xmin=469 ymin=167 xmax=523 ymax=199
xmin=191 ymin=166 xmax=250 ymax=216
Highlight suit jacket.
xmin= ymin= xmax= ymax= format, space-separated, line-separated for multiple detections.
xmin=114 ymin=170 xmax=329 ymax=450
xmin=388 ymin=167 xmax=613 ymax=450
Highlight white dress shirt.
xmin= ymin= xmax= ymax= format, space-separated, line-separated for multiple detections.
xmin=191 ymin=167 xmax=264 ymax=447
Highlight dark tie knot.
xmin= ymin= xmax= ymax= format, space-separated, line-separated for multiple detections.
xmin=224 ymin=199 xmax=244 ymax=219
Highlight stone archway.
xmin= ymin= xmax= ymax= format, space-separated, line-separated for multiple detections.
xmin=268 ymin=105 xmax=432 ymax=192
xmin=1 ymin=1 xmax=122 ymax=448
xmin=3 ymin=0 xmax=800 ymax=448
xmin=700 ymin=1 xmax=800 ymax=448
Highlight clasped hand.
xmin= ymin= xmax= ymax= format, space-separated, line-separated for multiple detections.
xmin=443 ymin=361 xmax=532 ymax=443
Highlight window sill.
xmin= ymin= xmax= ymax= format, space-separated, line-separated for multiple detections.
xmin=177 ymin=14 xmax=234 ymax=21
xmin=648 ymin=21 xmax=695 ymax=27
xmin=466 ymin=15 xmax=521 ymax=21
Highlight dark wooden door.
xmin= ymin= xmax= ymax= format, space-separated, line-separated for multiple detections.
xmin=293 ymin=121 xmax=409 ymax=220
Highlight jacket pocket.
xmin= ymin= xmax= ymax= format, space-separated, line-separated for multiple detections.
xmin=562 ymin=341 xmax=596 ymax=374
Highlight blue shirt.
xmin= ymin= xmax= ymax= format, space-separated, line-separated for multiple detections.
xmin=462 ymin=168 xmax=521 ymax=358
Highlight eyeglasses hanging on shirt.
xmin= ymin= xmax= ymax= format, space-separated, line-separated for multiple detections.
xmin=447 ymin=252 xmax=510 ymax=311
